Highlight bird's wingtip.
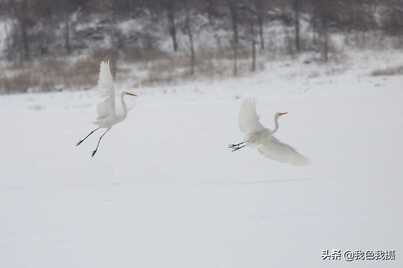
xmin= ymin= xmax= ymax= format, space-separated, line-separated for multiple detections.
xmin=100 ymin=60 xmax=110 ymax=68
xmin=243 ymin=97 xmax=256 ymax=103
xmin=240 ymin=97 xmax=257 ymax=111
xmin=291 ymin=156 xmax=310 ymax=166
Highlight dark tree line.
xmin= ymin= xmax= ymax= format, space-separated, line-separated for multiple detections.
xmin=1 ymin=0 xmax=403 ymax=71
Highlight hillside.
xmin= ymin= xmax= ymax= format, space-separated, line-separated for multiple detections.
xmin=1 ymin=0 xmax=403 ymax=93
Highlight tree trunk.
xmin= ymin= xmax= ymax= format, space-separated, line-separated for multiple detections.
xmin=64 ymin=17 xmax=71 ymax=54
xmin=4 ymin=21 xmax=11 ymax=58
xmin=167 ymin=4 xmax=178 ymax=52
xmin=206 ymin=0 xmax=215 ymax=25
xmin=253 ymin=0 xmax=265 ymax=51
xmin=251 ymin=22 xmax=257 ymax=72
xmin=184 ymin=6 xmax=195 ymax=75
xmin=294 ymin=0 xmax=301 ymax=52
xmin=321 ymin=15 xmax=329 ymax=62
xmin=20 ymin=19 xmax=30 ymax=62
xmin=228 ymin=0 xmax=239 ymax=76
xmin=251 ymin=39 xmax=256 ymax=72
xmin=189 ymin=34 xmax=195 ymax=76
xmin=312 ymin=0 xmax=329 ymax=61
xmin=257 ymin=13 xmax=265 ymax=50
xmin=16 ymin=0 xmax=30 ymax=63
xmin=323 ymin=32 xmax=328 ymax=62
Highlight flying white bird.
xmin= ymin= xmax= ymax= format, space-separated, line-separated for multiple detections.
xmin=76 ymin=60 xmax=137 ymax=157
xmin=229 ymin=98 xmax=309 ymax=166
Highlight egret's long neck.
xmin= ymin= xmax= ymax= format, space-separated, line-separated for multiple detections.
xmin=272 ymin=115 xmax=280 ymax=134
xmin=120 ymin=92 xmax=128 ymax=119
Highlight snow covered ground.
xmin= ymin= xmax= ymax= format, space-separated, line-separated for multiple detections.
xmin=0 ymin=51 xmax=402 ymax=267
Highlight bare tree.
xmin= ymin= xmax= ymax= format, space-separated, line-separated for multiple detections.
xmin=152 ymin=0 xmax=181 ymax=52
xmin=183 ymin=0 xmax=197 ymax=75
xmin=240 ymin=1 xmax=259 ymax=72
xmin=250 ymin=20 xmax=257 ymax=72
xmin=253 ymin=0 xmax=269 ymax=51
xmin=10 ymin=0 xmax=31 ymax=63
xmin=293 ymin=0 xmax=301 ymax=52
xmin=379 ymin=0 xmax=403 ymax=36
xmin=226 ymin=0 xmax=241 ymax=76
xmin=55 ymin=0 xmax=82 ymax=54
xmin=311 ymin=0 xmax=336 ymax=61
xmin=1 ymin=0 xmax=402 ymax=71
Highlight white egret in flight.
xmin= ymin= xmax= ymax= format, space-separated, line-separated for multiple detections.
xmin=229 ymin=98 xmax=309 ymax=166
xmin=76 ymin=61 xmax=137 ymax=157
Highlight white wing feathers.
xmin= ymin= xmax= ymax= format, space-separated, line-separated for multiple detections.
xmin=257 ymin=135 xmax=309 ymax=166
xmin=239 ymin=98 xmax=265 ymax=134
xmin=96 ymin=61 xmax=115 ymax=121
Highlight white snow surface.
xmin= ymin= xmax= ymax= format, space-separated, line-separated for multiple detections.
xmin=0 ymin=52 xmax=402 ymax=267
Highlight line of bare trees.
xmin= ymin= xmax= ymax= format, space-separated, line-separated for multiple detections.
xmin=1 ymin=0 xmax=403 ymax=75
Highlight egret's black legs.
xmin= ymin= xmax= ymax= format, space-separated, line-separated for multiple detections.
xmin=231 ymin=144 xmax=247 ymax=152
xmin=228 ymin=141 xmax=247 ymax=152
xmin=76 ymin=128 xmax=101 ymax=146
xmin=228 ymin=141 xmax=246 ymax=149
xmin=91 ymin=128 xmax=111 ymax=157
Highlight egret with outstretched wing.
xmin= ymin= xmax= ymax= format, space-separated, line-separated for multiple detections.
xmin=76 ymin=61 xmax=137 ymax=157
xmin=229 ymin=98 xmax=309 ymax=166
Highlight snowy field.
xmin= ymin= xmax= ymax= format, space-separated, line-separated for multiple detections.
xmin=0 ymin=52 xmax=402 ymax=267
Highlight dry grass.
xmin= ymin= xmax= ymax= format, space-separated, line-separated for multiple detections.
xmin=123 ymin=47 xmax=168 ymax=63
xmin=371 ymin=65 xmax=403 ymax=76
xmin=63 ymin=57 xmax=99 ymax=88
xmin=140 ymin=56 xmax=189 ymax=87
xmin=0 ymin=45 xmax=265 ymax=93
xmin=0 ymin=71 xmax=40 ymax=93
xmin=139 ymin=47 xmax=260 ymax=87
xmin=0 ymin=56 xmax=100 ymax=93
